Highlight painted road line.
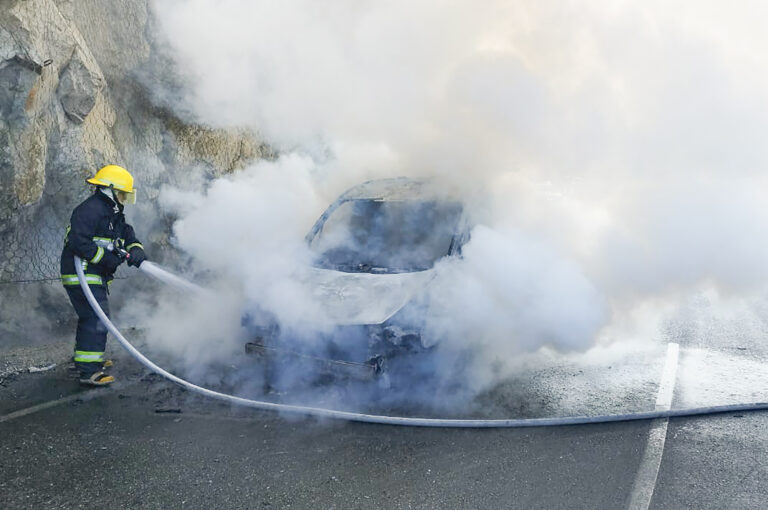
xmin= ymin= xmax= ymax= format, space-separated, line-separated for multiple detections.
xmin=0 ymin=382 xmax=128 ymax=424
xmin=626 ymin=342 xmax=680 ymax=510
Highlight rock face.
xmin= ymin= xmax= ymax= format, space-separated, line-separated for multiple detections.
xmin=0 ymin=0 xmax=269 ymax=344
xmin=56 ymin=48 xmax=105 ymax=123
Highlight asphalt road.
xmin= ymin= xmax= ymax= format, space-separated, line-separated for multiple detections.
xmin=2 ymin=296 xmax=768 ymax=509
xmin=0 ymin=366 xmax=651 ymax=509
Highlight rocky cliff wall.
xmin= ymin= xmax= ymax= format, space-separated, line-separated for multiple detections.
xmin=0 ymin=0 xmax=268 ymax=345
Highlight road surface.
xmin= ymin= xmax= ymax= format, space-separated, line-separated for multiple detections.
xmin=1 ymin=309 xmax=767 ymax=509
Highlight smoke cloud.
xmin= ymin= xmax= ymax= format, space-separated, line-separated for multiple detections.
xmin=139 ymin=0 xmax=768 ymax=407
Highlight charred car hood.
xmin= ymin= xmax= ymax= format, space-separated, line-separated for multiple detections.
xmin=300 ymin=267 xmax=434 ymax=325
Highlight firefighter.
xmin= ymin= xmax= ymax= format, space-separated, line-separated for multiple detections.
xmin=60 ymin=165 xmax=147 ymax=386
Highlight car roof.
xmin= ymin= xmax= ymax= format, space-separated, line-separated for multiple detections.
xmin=338 ymin=177 xmax=460 ymax=202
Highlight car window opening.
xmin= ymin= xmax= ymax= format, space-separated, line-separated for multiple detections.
xmin=310 ymin=199 xmax=464 ymax=273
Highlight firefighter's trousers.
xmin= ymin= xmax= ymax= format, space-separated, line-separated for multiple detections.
xmin=65 ymin=284 xmax=110 ymax=377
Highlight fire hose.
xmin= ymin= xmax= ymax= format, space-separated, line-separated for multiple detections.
xmin=75 ymin=255 xmax=768 ymax=428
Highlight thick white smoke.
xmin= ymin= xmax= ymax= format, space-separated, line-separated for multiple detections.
xmin=142 ymin=1 xmax=768 ymax=402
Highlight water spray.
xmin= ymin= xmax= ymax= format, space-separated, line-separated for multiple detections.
xmin=75 ymin=255 xmax=768 ymax=428
xmin=137 ymin=260 xmax=210 ymax=297
xmin=115 ymin=247 xmax=208 ymax=296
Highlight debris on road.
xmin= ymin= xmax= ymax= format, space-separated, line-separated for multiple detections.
xmin=154 ymin=408 xmax=182 ymax=414
xmin=28 ymin=364 xmax=57 ymax=373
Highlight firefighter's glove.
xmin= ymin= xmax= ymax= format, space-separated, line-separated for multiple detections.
xmin=114 ymin=248 xmax=127 ymax=262
xmin=100 ymin=251 xmax=124 ymax=273
xmin=127 ymin=246 xmax=146 ymax=268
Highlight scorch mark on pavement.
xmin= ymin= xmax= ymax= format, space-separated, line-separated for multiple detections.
xmin=626 ymin=342 xmax=680 ymax=510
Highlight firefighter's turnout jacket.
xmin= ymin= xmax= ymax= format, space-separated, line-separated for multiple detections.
xmin=60 ymin=191 xmax=143 ymax=287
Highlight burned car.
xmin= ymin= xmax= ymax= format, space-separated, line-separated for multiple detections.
xmin=243 ymin=177 xmax=471 ymax=387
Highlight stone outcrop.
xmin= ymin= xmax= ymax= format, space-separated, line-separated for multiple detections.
xmin=0 ymin=0 xmax=269 ymax=344
xmin=56 ymin=47 xmax=105 ymax=123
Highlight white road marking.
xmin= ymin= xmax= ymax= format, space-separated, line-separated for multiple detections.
xmin=0 ymin=383 xmax=126 ymax=424
xmin=626 ymin=342 xmax=680 ymax=510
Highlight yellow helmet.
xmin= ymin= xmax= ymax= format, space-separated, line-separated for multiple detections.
xmin=87 ymin=165 xmax=136 ymax=204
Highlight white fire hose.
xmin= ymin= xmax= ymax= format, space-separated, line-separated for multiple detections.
xmin=75 ymin=255 xmax=768 ymax=428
